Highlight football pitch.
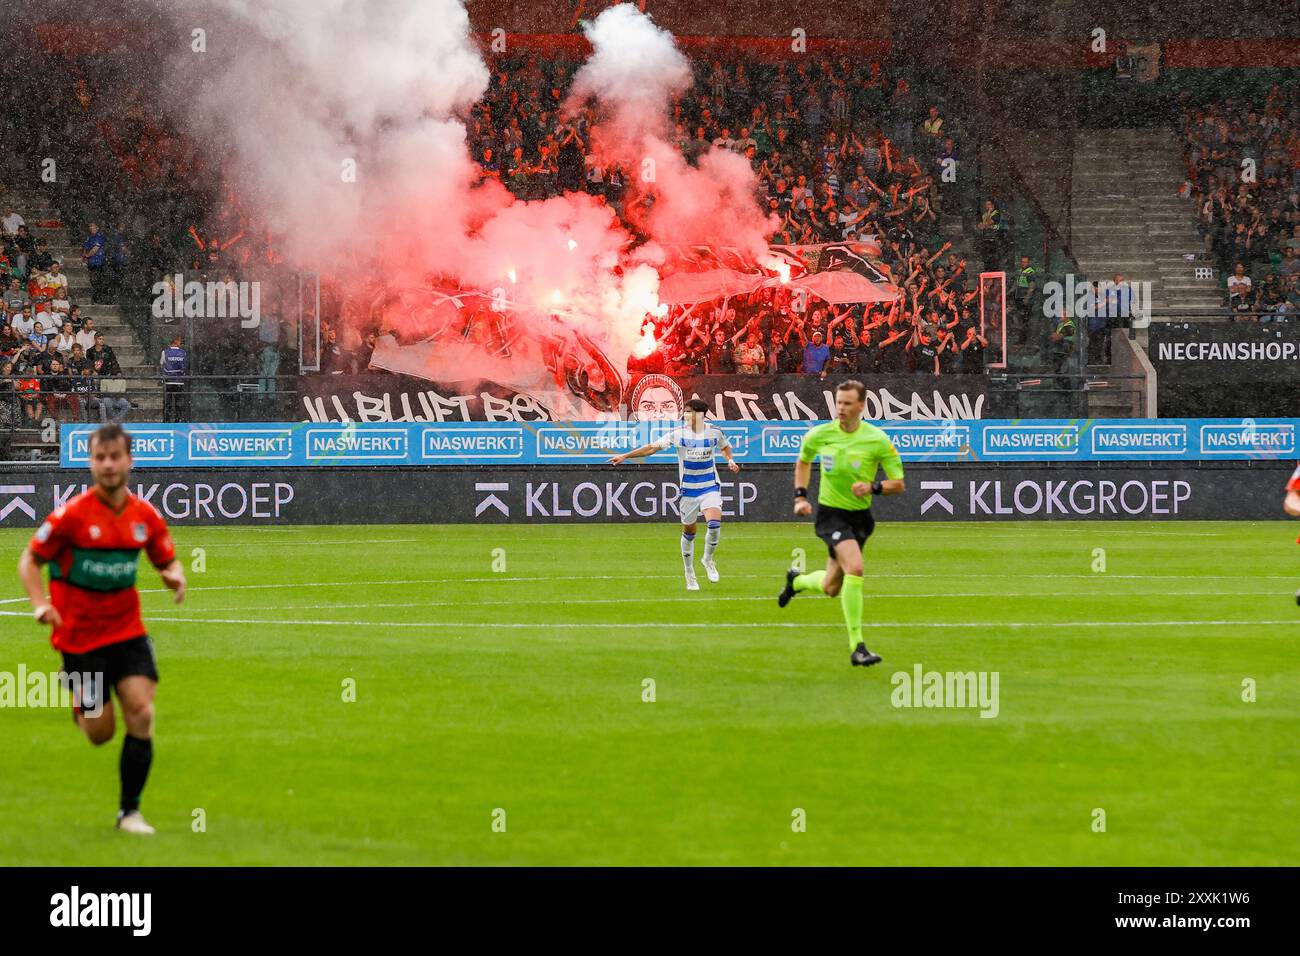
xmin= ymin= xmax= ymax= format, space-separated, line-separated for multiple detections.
xmin=1 ymin=520 xmax=1297 ymax=867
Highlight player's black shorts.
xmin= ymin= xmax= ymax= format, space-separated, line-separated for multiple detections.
xmin=814 ymin=504 xmax=875 ymax=558
xmin=60 ymin=635 xmax=158 ymax=715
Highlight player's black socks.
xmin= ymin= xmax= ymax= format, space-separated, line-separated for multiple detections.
xmin=119 ymin=734 xmax=153 ymax=813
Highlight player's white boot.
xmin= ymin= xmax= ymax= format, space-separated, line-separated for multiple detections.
xmin=684 ymin=566 xmax=699 ymax=590
xmin=701 ymin=559 xmax=720 ymax=583
xmin=116 ymin=810 xmax=156 ymax=835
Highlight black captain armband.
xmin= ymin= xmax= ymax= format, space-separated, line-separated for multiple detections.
xmin=871 ymin=480 xmax=884 ymax=495
xmin=794 ymin=487 xmax=809 ymax=500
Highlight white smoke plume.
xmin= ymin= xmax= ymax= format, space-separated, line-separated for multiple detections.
xmin=570 ymin=4 xmax=778 ymax=257
xmin=173 ymin=0 xmax=489 ymax=270
xmin=161 ymin=1 xmax=774 ymax=415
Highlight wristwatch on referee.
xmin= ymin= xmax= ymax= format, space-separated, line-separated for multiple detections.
xmin=871 ymin=480 xmax=884 ymax=495
xmin=794 ymin=486 xmax=809 ymax=501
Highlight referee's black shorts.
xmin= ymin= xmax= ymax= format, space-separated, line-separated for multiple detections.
xmin=814 ymin=504 xmax=875 ymax=559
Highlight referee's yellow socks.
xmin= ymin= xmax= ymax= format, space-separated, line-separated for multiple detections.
xmin=793 ymin=570 xmax=826 ymax=593
xmin=840 ymin=574 xmax=864 ymax=649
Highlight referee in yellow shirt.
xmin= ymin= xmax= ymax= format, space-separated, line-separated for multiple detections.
xmin=777 ymin=380 xmax=906 ymax=666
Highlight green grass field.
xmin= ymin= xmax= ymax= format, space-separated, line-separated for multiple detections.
xmin=1 ymin=520 xmax=1298 ymax=866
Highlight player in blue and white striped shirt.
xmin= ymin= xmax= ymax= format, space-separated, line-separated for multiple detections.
xmin=608 ymin=398 xmax=740 ymax=590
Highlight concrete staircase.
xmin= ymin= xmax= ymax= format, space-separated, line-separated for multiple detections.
xmin=1070 ymin=128 xmax=1223 ymax=321
xmin=1069 ymin=128 xmax=1223 ymax=418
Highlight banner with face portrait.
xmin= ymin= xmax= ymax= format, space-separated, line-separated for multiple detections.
xmin=299 ymin=372 xmax=988 ymax=422
xmin=626 ymin=373 xmax=987 ymax=421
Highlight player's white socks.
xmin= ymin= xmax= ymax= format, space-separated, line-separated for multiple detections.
xmin=681 ymin=531 xmax=696 ymax=569
xmin=703 ymin=520 xmax=721 ymax=564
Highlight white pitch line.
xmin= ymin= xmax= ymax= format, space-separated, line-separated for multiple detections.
xmin=50 ymin=615 xmax=1300 ymax=629
xmin=1 ymin=569 xmax=1297 ymax=607
xmin=137 ymin=574 xmax=666 ymax=594
xmin=136 ymin=571 xmax=1300 ymax=593
xmin=186 ymin=538 xmax=421 ymax=549
xmin=140 ymin=588 xmax=1297 ymax=615
xmin=894 ymin=528 xmax=1229 ymax=537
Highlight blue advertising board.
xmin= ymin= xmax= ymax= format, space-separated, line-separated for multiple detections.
xmin=60 ymin=418 xmax=1299 ymax=469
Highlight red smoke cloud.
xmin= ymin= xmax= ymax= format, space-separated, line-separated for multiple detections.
xmin=170 ymin=1 xmax=775 ymax=417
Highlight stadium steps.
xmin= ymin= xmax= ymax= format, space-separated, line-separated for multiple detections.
xmin=1 ymin=428 xmax=57 ymax=463
xmin=1070 ymin=128 xmax=1222 ymax=320
xmin=1086 ymin=382 xmax=1141 ymax=419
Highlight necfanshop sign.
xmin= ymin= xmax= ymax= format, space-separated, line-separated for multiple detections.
xmin=0 ymin=462 xmax=1288 ymax=526
xmin=1149 ymin=323 xmax=1300 ymax=384
xmin=299 ymin=373 xmax=989 ymax=423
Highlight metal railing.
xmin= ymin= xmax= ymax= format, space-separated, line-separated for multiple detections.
xmin=0 ymin=374 xmax=304 ymax=462
xmin=1 ymin=369 xmax=299 ymax=421
xmin=1148 ymin=309 xmax=1297 ymax=324
xmin=160 ymin=374 xmax=302 ymax=423
xmin=986 ymin=371 xmax=1148 ymax=420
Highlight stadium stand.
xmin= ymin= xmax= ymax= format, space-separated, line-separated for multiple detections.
xmin=20 ymin=5 xmax=1295 ymax=445
xmin=1178 ymin=84 xmax=1300 ymax=318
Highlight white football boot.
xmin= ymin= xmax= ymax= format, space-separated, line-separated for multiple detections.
xmin=116 ymin=810 xmax=156 ymax=835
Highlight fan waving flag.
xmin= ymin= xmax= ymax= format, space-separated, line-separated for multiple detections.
xmin=818 ymin=241 xmax=893 ymax=283
xmin=656 ymin=269 xmax=767 ymax=305
xmin=790 ymin=270 xmax=901 ymax=305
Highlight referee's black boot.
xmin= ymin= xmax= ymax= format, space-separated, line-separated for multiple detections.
xmin=851 ymin=643 xmax=882 ymax=667
xmin=777 ymin=568 xmax=799 ymax=608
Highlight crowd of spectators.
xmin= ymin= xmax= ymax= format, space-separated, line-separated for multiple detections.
xmin=291 ymin=55 xmax=998 ymax=381
xmin=1 ymin=202 xmax=130 ymax=430
xmin=1180 ymin=84 xmax=1300 ymax=319
xmin=0 ymin=43 xmax=290 ymax=400
xmin=472 ymin=58 xmax=959 ymax=247
xmin=468 ymin=55 xmax=994 ymax=377
xmin=8 ymin=40 xmax=1007 ymax=393
xmin=628 ymin=270 xmax=987 ymax=380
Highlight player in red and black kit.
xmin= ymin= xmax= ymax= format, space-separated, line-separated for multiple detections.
xmin=17 ymin=423 xmax=186 ymax=834
xmin=1285 ymin=463 xmax=1300 ymax=605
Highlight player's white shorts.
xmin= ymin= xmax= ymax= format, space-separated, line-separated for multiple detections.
xmin=678 ymin=489 xmax=723 ymax=524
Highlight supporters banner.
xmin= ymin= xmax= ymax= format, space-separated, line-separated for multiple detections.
xmin=298 ymin=373 xmax=990 ymax=423
xmin=1 ymin=462 xmax=1291 ymax=527
xmin=1149 ymin=324 xmax=1300 ymax=384
xmin=58 ymin=417 xmax=1300 ymax=469
xmin=626 ymin=374 xmax=987 ymax=421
